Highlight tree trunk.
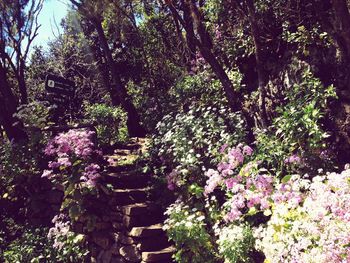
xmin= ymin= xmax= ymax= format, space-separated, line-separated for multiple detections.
xmin=18 ymin=63 xmax=28 ymax=104
xmin=331 ymin=0 xmax=350 ymax=61
xmin=92 ymin=18 xmax=146 ymax=137
xmin=0 ymin=66 xmax=27 ymax=142
xmin=246 ymin=0 xmax=268 ymax=128
xmin=199 ymin=46 xmax=242 ymax=111
xmin=182 ymin=0 xmax=196 ymax=63
xmin=185 ymin=0 xmax=242 ymax=111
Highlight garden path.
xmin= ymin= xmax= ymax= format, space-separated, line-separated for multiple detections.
xmin=90 ymin=138 xmax=174 ymax=263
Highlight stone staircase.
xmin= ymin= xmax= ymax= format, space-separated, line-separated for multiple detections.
xmin=89 ymin=138 xmax=175 ymax=263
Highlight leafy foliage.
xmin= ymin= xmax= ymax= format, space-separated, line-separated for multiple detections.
xmin=83 ymin=102 xmax=128 ymax=147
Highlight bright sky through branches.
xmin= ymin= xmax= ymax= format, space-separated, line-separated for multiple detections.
xmin=31 ymin=0 xmax=69 ymax=49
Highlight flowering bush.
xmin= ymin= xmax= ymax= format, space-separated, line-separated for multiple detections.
xmin=42 ymin=129 xmax=104 ymax=229
xmin=216 ymin=224 xmax=256 ymax=263
xmin=254 ymin=169 xmax=350 ymax=263
xmin=204 ymin=143 xmax=275 ymax=222
xmin=163 ymin=200 xmax=219 ymax=263
xmin=47 ymin=214 xmax=88 ymax=261
xmin=151 ymin=103 xmax=246 ymax=197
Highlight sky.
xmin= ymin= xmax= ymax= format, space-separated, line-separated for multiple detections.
xmin=31 ymin=0 xmax=70 ymax=49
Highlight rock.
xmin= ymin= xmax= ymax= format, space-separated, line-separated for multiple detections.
xmin=114 ymin=233 xmax=134 ymax=245
xmin=92 ymin=232 xmax=110 ymax=249
xmin=122 ymin=203 xmax=157 ymax=216
xmin=137 ymin=235 xmax=171 ymax=252
xmin=112 ymin=188 xmax=149 ymax=205
xmin=129 ymin=224 xmax=164 ymax=238
xmin=119 ymin=245 xmax=141 ymax=262
xmin=141 ymin=246 xmax=175 ymax=262
xmin=123 ymin=214 xmax=162 ymax=228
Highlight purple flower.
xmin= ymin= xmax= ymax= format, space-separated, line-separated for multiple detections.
xmin=284 ymin=154 xmax=301 ymax=164
xmin=57 ymin=157 xmax=72 ymax=167
xmin=48 ymin=161 xmax=60 ymax=169
xmin=243 ymin=145 xmax=253 ymax=156
xmin=81 ymin=163 xmax=101 ymax=186
xmin=228 ymin=148 xmax=244 ymax=164
xmin=42 ymin=170 xmax=54 ymax=179
xmin=166 ymin=169 xmax=180 ymax=191
xmin=220 ymin=143 xmax=228 ymax=154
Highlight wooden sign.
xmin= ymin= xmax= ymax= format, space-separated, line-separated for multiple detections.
xmin=45 ymin=74 xmax=75 ymax=105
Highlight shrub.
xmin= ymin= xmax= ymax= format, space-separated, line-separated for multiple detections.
xmin=255 ymin=60 xmax=337 ymax=177
xmin=151 ymin=103 xmax=246 ymax=197
xmin=217 ymin=224 xmax=256 ymax=263
xmin=163 ymin=200 xmax=219 ymax=263
xmin=83 ymin=102 xmax=127 ymax=148
xmin=42 ymin=129 xmax=104 ymax=231
xmin=254 ymin=169 xmax=350 ymax=263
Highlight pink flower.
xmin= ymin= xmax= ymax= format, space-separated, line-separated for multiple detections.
xmin=42 ymin=170 xmax=53 ymax=179
xmin=220 ymin=143 xmax=228 ymax=154
xmin=81 ymin=163 xmax=101 ymax=186
xmin=57 ymin=157 xmax=72 ymax=167
xmin=243 ymin=145 xmax=253 ymax=156
xmin=284 ymin=154 xmax=301 ymax=164
xmin=228 ymin=148 xmax=244 ymax=164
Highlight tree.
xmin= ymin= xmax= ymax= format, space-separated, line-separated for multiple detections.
xmin=69 ymin=0 xmax=146 ymax=137
xmin=0 ymin=0 xmax=43 ymax=104
xmin=164 ymin=0 xmax=243 ymax=112
xmin=0 ymin=0 xmax=42 ymax=141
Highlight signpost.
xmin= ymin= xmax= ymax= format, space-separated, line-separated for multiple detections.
xmin=45 ymin=74 xmax=75 ymax=123
xmin=45 ymin=74 xmax=75 ymax=103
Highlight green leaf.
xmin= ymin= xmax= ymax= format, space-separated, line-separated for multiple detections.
xmin=281 ymin=174 xmax=292 ymax=184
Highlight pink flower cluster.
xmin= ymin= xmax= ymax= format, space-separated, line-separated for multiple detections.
xmin=271 ymin=176 xmax=305 ymax=208
xmin=81 ymin=164 xmax=101 ymax=187
xmin=205 ymin=144 xmax=253 ymax=195
xmin=284 ymin=154 xmax=301 ymax=164
xmin=256 ymin=169 xmax=350 ymax=262
xmin=42 ymin=129 xmax=101 ymax=187
xmin=44 ymin=129 xmax=95 ymax=159
xmin=48 ymin=214 xmax=70 ymax=250
xmin=224 ymin=172 xmax=274 ymax=222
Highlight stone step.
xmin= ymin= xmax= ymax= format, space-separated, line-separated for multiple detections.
xmin=141 ymin=246 xmax=175 ymax=262
xmin=122 ymin=203 xmax=159 ymax=216
xmin=137 ymin=235 xmax=172 ymax=252
xmin=106 ymin=172 xmax=151 ymax=189
xmin=113 ymin=149 xmax=132 ymax=156
xmin=112 ymin=188 xmax=150 ymax=205
xmin=129 ymin=224 xmax=164 ymax=238
xmin=123 ymin=213 xmax=163 ymax=229
xmin=107 ymin=164 xmax=137 ymax=173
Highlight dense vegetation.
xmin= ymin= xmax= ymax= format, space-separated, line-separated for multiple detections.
xmin=2 ymin=0 xmax=350 ymax=262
